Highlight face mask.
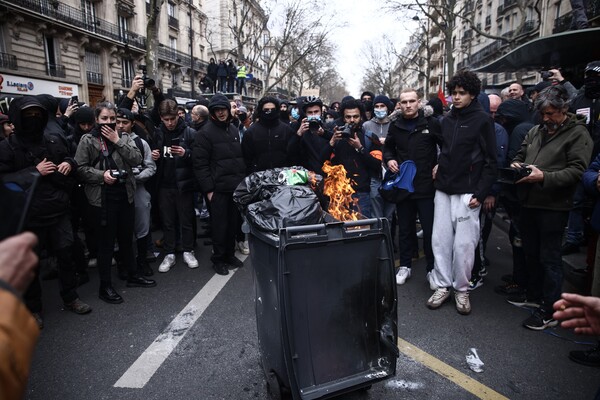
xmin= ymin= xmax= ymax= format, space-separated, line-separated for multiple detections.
xmin=584 ymin=76 xmax=600 ymax=99
xmin=307 ymin=115 xmax=321 ymax=122
xmin=20 ymin=116 xmax=45 ymax=138
xmin=291 ymin=108 xmax=300 ymax=120
xmin=260 ymin=109 xmax=279 ymax=122
xmin=374 ymin=109 xmax=388 ymax=119
xmin=325 ymin=118 xmax=334 ymax=124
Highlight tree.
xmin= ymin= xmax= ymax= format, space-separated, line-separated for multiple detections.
xmin=359 ymin=36 xmax=402 ymax=97
xmin=145 ymin=0 xmax=165 ymax=107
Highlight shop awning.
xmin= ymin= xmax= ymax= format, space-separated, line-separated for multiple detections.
xmin=474 ymin=28 xmax=600 ymax=73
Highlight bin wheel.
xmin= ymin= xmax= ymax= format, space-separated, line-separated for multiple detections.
xmin=266 ymin=371 xmax=283 ymax=400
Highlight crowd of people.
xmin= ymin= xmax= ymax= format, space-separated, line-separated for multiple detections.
xmin=1 ymin=61 xmax=600 ymax=381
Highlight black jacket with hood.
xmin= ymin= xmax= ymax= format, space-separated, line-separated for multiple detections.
xmin=193 ymin=95 xmax=246 ymax=194
xmin=242 ymin=97 xmax=299 ymax=174
xmin=435 ymin=99 xmax=497 ymax=201
xmin=383 ymin=108 xmax=441 ymax=199
xmin=496 ymin=99 xmax=535 ymax=161
xmin=0 ymin=96 xmax=75 ymax=227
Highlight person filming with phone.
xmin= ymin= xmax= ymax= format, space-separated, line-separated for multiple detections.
xmin=75 ymin=102 xmax=156 ymax=304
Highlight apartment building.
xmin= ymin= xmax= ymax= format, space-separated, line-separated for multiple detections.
xmin=396 ymin=0 xmax=600 ymax=96
xmin=0 ymin=0 xmax=209 ymax=107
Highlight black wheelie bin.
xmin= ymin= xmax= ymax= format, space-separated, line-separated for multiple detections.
xmin=249 ymin=217 xmax=399 ymax=400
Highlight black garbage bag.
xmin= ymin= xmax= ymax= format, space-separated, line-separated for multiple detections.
xmin=246 ymin=185 xmax=324 ymax=232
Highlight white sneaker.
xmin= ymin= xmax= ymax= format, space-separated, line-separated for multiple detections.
xmin=455 ymin=291 xmax=471 ymax=315
xmin=87 ymin=258 xmax=97 ymax=268
xmin=426 ymin=287 xmax=450 ymax=309
xmin=426 ymin=271 xmax=438 ymax=290
xmin=416 ymin=229 xmax=424 ymax=239
xmin=183 ymin=251 xmax=199 ymax=269
xmin=395 ymin=267 xmax=411 ymax=285
xmin=237 ymin=241 xmax=250 ymax=255
xmin=158 ymin=254 xmax=176 ymax=273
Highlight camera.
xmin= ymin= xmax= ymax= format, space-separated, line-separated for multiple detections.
xmin=541 ymin=70 xmax=554 ymax=80
xmin=498 ymin=164 xmax=532 ymax=184
xmin=337 ymin=124 xmax=353 ymax=139
xmin=308 ymin=119 xmax=322 ymax=132
xmin=109 ymin=169 xmax=129 ymax=184
xmin=139 ymin=65 xmax=155 ymax=89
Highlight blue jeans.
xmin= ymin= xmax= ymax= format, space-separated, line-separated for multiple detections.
xmin=352 ymin=191 xmax=371 ymax=219
xmin=519 ymin=208 xmax=568 ymax=312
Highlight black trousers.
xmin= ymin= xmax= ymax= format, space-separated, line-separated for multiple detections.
xmin=210 ymin=192 xmax=238 ymax=264
xmin=158 ymin=188 xmax=195 ymax=253
xmin=25 ymin=213 xmax=78 ymax=312
xmin=396 ymin=197 xmax=434 ymax=270
xmin=91 ymin=190 xmax=136 ymax=286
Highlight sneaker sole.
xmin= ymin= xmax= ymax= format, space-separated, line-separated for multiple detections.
xmin=426 ymin=296 xmax=450 ymax=309
xmin=507 ymin=299 xmax=541 ymax=308
xmin=186 ymin=263 xmax=199 ymax=269
xmin=524 ymin=320 xmax=558 ymax=331
xmin=457 ymin=307 xmax=471 ymax=315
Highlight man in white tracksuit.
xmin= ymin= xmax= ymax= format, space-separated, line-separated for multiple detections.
xmin=427 ymin=70 xmax=497 ymax=315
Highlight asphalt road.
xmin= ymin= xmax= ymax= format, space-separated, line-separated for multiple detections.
xmin=26 ymin=222 xmax=600 ymax=400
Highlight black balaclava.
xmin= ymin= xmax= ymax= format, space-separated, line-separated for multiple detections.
xmin=257 ymin=96 xmax=280 ymax=127
xmin=9 ymin=97 xmax=48 ymax=143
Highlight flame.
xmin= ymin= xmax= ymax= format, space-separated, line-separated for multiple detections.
xmin=322 ymin=161 xmax=360 ymax=221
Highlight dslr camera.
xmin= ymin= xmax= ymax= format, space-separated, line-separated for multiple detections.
xmin=110 ymin=169 xmax=129 ymax=184
xmin=498 ymin=164 xmax=532 ymax=184
xmin=540 ymin=70 xmax=554 ymax=80
xmin=308 ymin=119 xmax=322 ymax=132
xmin=139 ymin=65 xmax=155 ymax=89
xmin=337 ymin=124 xmax=353 ymax=139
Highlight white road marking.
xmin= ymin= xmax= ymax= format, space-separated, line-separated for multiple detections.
xmin=114 ymin=253 xmax=248 ymax=389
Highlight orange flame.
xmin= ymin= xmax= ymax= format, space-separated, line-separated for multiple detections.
xmin=322 ymin=161 xmax=360 ymax=221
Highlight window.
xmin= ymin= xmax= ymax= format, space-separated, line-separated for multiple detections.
xmin=82 ymin=0 xmax=97 ymax=32
xmin=168 ymin=2 xmax=176 ymax=17
xmin=122 ymin=59 xmax=134 ymax=88
xmin=555 ymin=0 xmax=562 ymax=20
xmin=44 ymin=36 xmax=64 ymax=77
xmin=118 ymin=16 xmax=129 ymax=41
xmin=85 ymin=51 xmax=102 ymax=84
xmin=172 ymin=69 xmax=179 ymax=87
xmin=169 ymin=36 xmax=177 ymax=49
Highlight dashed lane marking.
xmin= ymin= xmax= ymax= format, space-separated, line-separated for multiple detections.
xmin=114 ymin=254 xmax=247 ymax=388
xmin=397 ymin=337 xmax=510 ymax=400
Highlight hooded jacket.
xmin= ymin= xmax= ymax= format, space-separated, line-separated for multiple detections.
xmin=0 ymin=96 xmax=74 ymax=227
xmin=193 ymin=95 xmax=246 ymax=193
xmin=153 ymin=117 xmax=197 ymax=192
xmin=435 ymin=100 xmax=497 ymax=201
xmin=496 ymin=99 xmax=535 ymax=161
xmin=383 ymin=108 xmax=441 ymax=199
xmin=242 ymin=97 xmax=299 ymax=173
xmin=513 ymin=113 xmax=592 ymax=210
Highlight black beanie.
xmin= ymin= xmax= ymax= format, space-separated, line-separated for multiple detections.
xmin=208 ymin=94 xmax=231 ymax=113
xmin=73 ymin=107 xmax=95 ymax=124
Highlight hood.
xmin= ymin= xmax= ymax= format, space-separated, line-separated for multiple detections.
xmin=477 ymin=93 xmax=490 ymax=114
xmin=73 ymin=106 xmax=95 ymax=124
xmin=208 ymin=94 xmax=232 ymax=126
xmin=8 ymin=96 xmax=48 ymax=137
xmin=35 ymin=94 xmax=59 ymax=116
xmin=427 ymin=97 xmax=444 ymax=116
xmin=496 ymin=99 xmax=531 ymax=124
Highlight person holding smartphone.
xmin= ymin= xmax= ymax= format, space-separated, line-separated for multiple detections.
xmin=75 ymin=102 xmax=156 ymax=304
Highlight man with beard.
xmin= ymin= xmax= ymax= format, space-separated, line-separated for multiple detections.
xmin=0 ymin=97 xmax=91 ymax=324
xmin=509 ymin=85 xmax=591 ymax=330
xmin=294 ymin=96 xmax=332 ymax=176
xmin=193 ymin=95 xmax=246 ymax=275
xmin=242 ymin=96 xmax=298 ymax=174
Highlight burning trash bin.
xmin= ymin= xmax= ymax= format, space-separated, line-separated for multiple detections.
xmin=234 ymin=167 xmax=399 ymax=400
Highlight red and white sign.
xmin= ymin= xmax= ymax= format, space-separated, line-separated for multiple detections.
xmin=0 ymin=73 xmax=79 ymax=98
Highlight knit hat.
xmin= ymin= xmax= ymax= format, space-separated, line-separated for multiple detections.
xmin=373 ymin=95 xmax=393 ymax=111
xmin=208 ymin=94 xmax=231 ymax=112
xmin=72 ymin=107 xmax=95 ymax=124
xmin=585 ymin=61 xmax=600 ymax=74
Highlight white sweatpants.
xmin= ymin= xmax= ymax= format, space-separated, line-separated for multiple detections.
xmin=431 ymin=191 xmax=481 ymax=292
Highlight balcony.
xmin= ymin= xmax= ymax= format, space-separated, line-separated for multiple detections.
xmin=86 ymin=71 xmax=103 ymax=85
xmin=504 ymin=20 xmax=536 ymax=38
xmin=503 ymin=0 xmax=517 ymax=10
xmin=462 ymin=29 xmax=473 ymax=41
xmin=3 ymin=0 xmax=146 ymax=50
xmin=46 ymin=62 xmax=66 ymax=78
xmin=553 ymin=0 xmax=600 ymax=33
xmin=168 ymin=15 xmax=179 ymax=29
xmin=0 ymin=52 xmax=18 ymax=70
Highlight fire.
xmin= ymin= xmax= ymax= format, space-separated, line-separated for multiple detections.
xmin=322 ymin=161 xmax=360 ymax=221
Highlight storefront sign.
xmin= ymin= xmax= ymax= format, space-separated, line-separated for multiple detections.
xmin=0 ymin=73 xmax=79 ymax=98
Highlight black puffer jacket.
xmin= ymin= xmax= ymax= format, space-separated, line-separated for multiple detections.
xmin=435 ymin=100 xmax=498 ymax=201
xmin=193 ymin=95 xmax=246 ymax=193
xmin=383 ymin=109 xmax=441 ymax=199
xmin=0 ymin=97 xmax=74 ymax=227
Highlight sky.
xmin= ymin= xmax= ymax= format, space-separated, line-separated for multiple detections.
xmin=328 ymin=1 xmax=414 ymax=97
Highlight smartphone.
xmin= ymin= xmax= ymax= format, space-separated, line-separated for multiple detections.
xmin=0 ymin=173 xmax=40 ymax=240
xmin=171 ymin=137 xmax=181 ymax=147
xmin=71 ymin=95 xmax=79 ymax=105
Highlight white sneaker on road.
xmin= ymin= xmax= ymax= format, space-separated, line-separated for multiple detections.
xmin=183 ymin=251 xmax=199 ymax=269
xmin=396 ymin=267 xmax=411 ymax=285
xmin=236 ymin=241 xmax=250 ymax=255
xmin=158 ymin=254 xmax=176 ymax=273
